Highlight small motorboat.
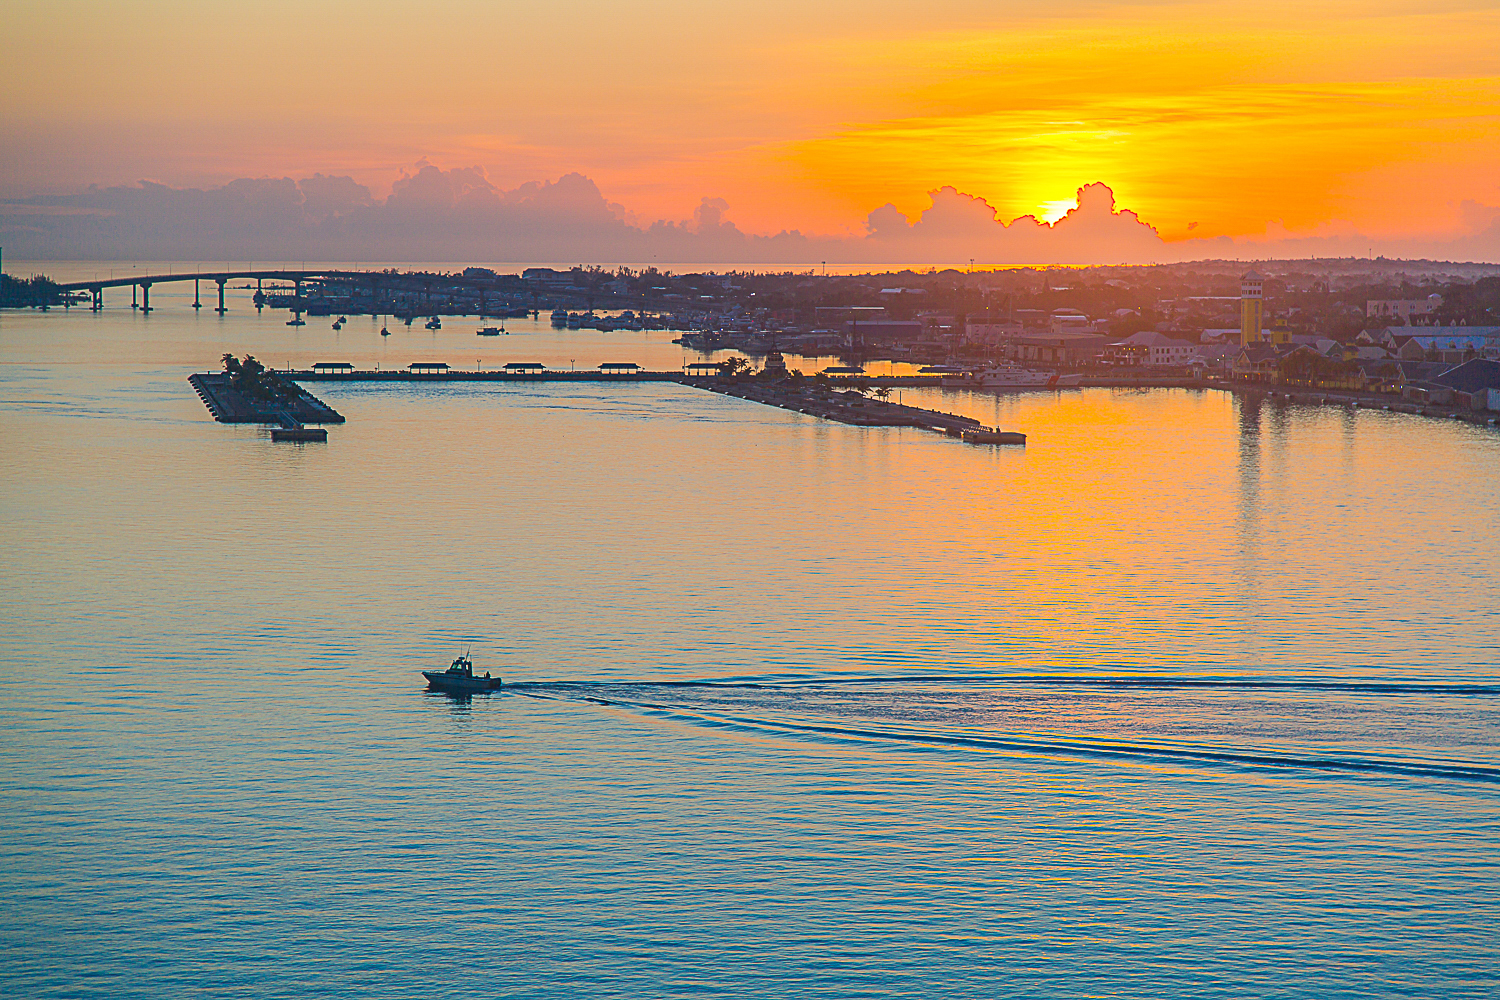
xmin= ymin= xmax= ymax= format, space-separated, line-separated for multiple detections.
xmin=423 ymin=653 xmax=501 ymax=694
xmin=477 ymin=326 xmax=501 ymax=337
xmin=426 ymin=317 xmax=442 ymax=330
xmin=380 ymin=327 xmax=390 ymax=336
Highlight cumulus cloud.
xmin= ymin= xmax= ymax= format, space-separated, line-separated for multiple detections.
xmin=862 ymin=181 xmax=1163 ymax=263
xmin=2 ymin=167 xmax=1496 ymax=264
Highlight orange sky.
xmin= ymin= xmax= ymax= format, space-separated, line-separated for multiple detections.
xmin=3 ymin=0 xmax=1498 ymax=241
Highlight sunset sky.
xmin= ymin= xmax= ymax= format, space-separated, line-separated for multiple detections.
xmin=4 ymin=0 xmax=1499 ymax=250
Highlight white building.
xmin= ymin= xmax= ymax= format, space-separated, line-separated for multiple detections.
xmin=1110 ymin=331 xmax=1199 ymax=366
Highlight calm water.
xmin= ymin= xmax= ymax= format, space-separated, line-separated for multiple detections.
xmin=3 ymin=280 xmax=1499 ymax=998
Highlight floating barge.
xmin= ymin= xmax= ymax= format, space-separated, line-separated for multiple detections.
xmin=270 ymin=427 xmax=329 ymax=442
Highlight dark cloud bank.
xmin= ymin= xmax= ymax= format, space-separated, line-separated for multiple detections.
xmin=4 ymin=165 xmax=1498 ymax=265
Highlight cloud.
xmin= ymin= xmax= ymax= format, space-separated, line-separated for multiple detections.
xmin=1458 ymin=199 xmax=1500 ymax=237
xmin=860 ymin=181 xmax=1164 ymax=263
xmin=2 ymin=167 xmax=1497 ymax=265
xmin=299 ymin=173 xmax=373 ymax=216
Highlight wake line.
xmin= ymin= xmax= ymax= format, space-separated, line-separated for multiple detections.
xmin=507 ymin=675 xmax=1500 ymax=697
xmin=510 ymin=689 xmax=1500 ymax=784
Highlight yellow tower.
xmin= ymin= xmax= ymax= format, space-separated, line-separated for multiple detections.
xmin=1240 ymin=271 xmax=1264 ymax=347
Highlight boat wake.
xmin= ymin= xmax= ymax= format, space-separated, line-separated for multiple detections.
xmin=506 ymin=675 xmax=1500 ymax=784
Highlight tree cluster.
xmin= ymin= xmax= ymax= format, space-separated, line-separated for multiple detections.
xmin=222 ymin=353 xmax=299 ymax=404
xmin=0 ymin=274 xmax=64 ymax=308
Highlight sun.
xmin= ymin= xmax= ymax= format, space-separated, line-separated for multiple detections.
xmin=1039 ymin=200 xmax=1076 ymax=224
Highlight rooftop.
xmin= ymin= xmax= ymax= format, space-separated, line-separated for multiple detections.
xmin=1431 ymin=358 xmax=1500 ymax=394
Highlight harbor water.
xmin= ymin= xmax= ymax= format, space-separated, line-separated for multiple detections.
xmin=2 ymin=278 xmax=1498 ymax=998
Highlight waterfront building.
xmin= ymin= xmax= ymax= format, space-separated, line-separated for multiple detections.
xmin=1427 ymin=358 xmax=1500 ymax=410
xmin=1009 ymin=332 xmax=1109 ymax=366
xmin=1106 ymin=331 xmax=1198 ymax=366
xmin=1232 ymin=342 xmax=1280 ymax=381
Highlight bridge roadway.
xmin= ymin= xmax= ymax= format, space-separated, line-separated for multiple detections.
xmin=56 ymin=267 xmax=526 ymax=315
xmin=55 ymin=268 xmax=364 ymax=293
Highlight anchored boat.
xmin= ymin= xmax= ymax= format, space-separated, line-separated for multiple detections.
xmin=422 ymin=653 xmax=501 ymax=694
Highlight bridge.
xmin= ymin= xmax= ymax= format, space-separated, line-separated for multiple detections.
xmin=55 ymin=268 xmax=533 ymax=316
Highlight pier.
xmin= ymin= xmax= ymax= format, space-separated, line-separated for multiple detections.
xmin=286 ymin=365 xmax=946 ymax=386
xmin=703 ymin=381 xmax=1024 ymax=442
xmin=188 ymin=366 xmax=1026 ymax=444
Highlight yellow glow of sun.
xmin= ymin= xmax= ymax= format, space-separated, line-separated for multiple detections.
xmin=1039 ymin=200 xmax=1077 ymax=224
